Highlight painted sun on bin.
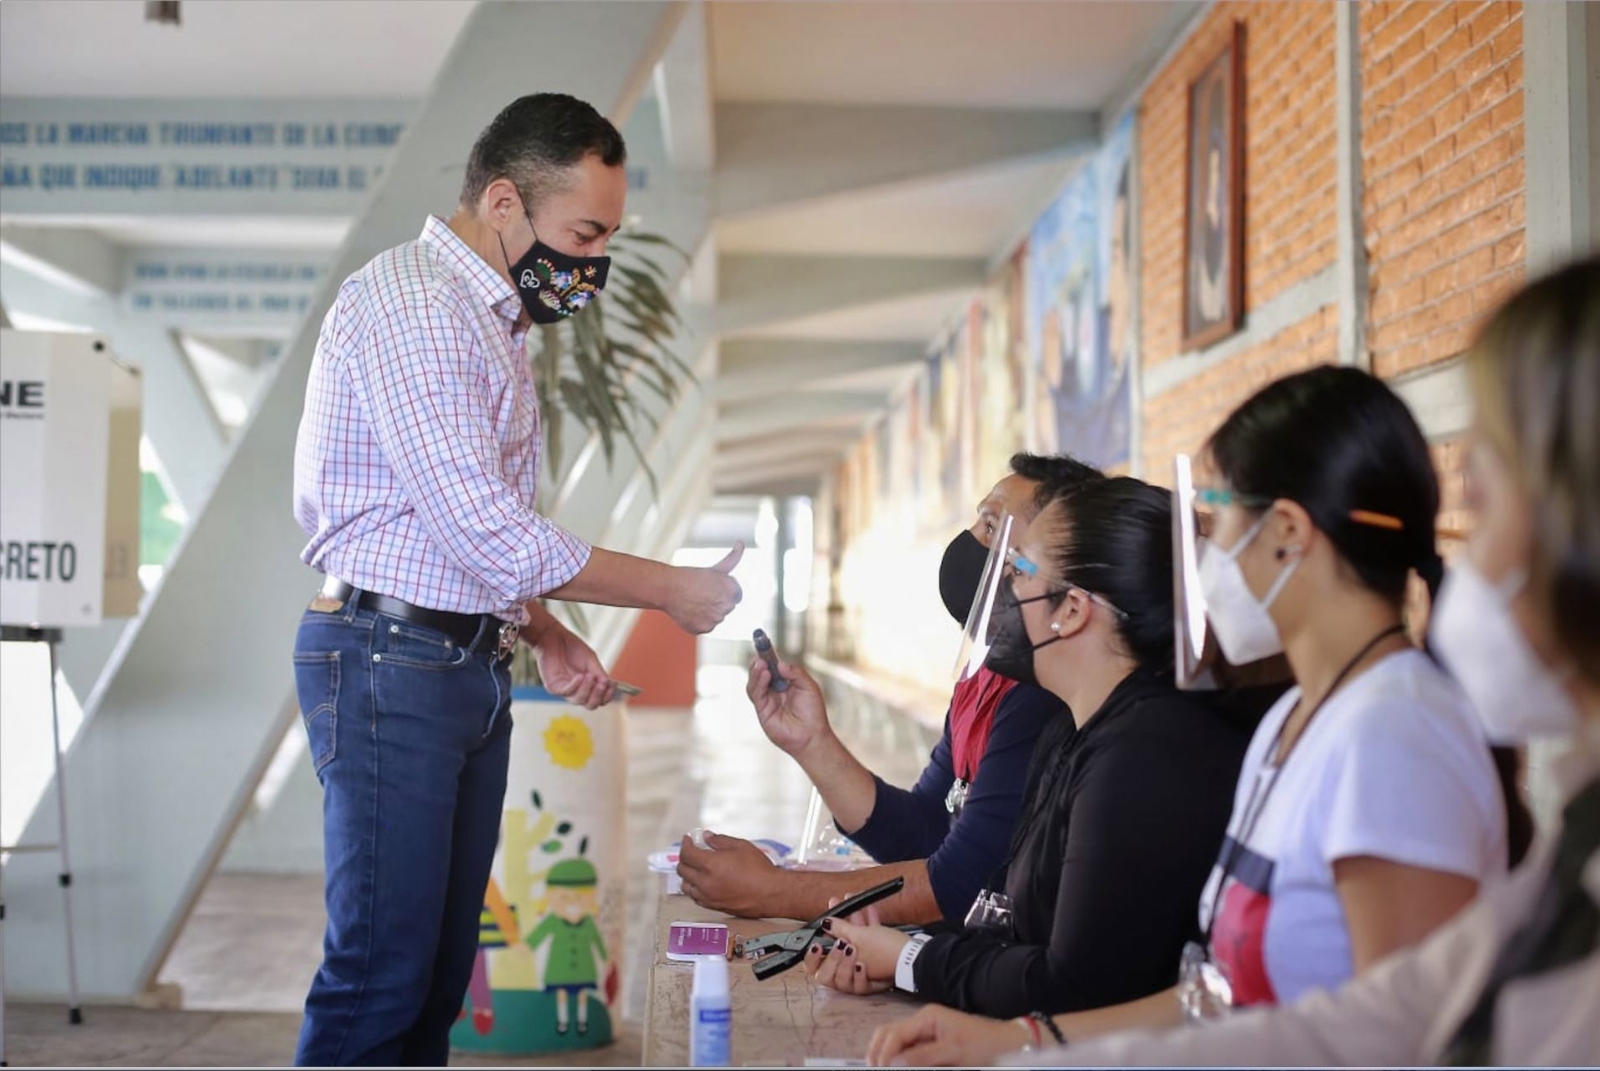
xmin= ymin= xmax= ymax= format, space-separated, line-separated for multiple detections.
xmin=543 ymin=714 xmax=594 ymax=770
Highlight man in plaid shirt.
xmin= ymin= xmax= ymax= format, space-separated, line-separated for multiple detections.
xmin=290 ymin=94 xmax=741 ymax=1065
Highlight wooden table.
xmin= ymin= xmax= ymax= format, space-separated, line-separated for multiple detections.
xmin=642 ymin=890 xmax=923 ymax=1067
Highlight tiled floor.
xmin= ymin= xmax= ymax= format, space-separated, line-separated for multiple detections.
xmin=3 ymin=1005 xmax=647 ymax=1069
xmin=6 ymin=663 xmax=928 ymax=1067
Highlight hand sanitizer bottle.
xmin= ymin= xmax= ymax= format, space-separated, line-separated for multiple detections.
xmin=690 ymin=954 xmax=732 ymax=1067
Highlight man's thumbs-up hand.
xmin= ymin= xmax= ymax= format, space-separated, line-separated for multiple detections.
xmin=666 ymin=540 xmax=745 ymax=634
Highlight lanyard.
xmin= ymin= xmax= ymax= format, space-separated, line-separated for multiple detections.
xmin=953 ymin=671 xmax=1011 ymax=782
xmin=1201 ymin=623 xmax=1407 ymax=943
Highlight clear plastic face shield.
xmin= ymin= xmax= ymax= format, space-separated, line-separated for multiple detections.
xmin=1175 ymin=452 xmax=1240 ymax=1019
xmin=1172 ymin=454 xmax=1213 ymax=690
xmin=953 ymin=512 xmax=1016 ymax=682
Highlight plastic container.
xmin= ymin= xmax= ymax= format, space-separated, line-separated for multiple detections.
xmin=793 ymin=787 xmax=874 ymax=871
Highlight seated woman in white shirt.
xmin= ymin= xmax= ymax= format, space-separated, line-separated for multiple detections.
xmin=863 ymin=361 xmax=1526 ymax=1062
xmin=869 ymin=250 xmax=1600 ymax=1070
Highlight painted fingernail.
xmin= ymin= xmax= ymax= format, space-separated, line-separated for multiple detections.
xmin=855 ymin=964 xmax=864 ymax=974
xmin=845 ymin=945 xmax=855 ymax=957
xmin=821 ymin=919 xmax=834 ymax=932
xmin=809 ymin=943 xmax=821 ymax=956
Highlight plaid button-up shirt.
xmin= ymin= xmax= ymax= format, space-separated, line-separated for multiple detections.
xmin=293 ymin=216 xmax=590 ymax=620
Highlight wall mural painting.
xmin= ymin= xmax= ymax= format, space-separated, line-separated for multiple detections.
xmin=935 ymin=327 xmax=967 ymax=527
xmin=960 ymin=298 xmax=985 ymax=506
xmin=1024 ymin=110 xmax=1136 ymax=471
xmin=918 ymin=348 xmax=946 ymax=530
xmin=883 ymin=393 xmax=913 ymax=530
xmin=823 ymin=109 xmax=1142 ymax=583
xmin=906 ymin=373 xmax=924 ymax=507
xmin=977 ymin=248 xmax=1029 ymax=485
xmin=862 ymin=425 xmax=883 ymax=530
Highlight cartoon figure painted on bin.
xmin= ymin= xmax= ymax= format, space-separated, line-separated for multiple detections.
xmin=460 ymin=877 xmax=519 ymax=1035
xmin=526 ymin=856 xmax=610 ymax=1036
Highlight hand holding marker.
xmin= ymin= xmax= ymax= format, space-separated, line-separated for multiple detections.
xmin=753 ymin=629 xmax=790 ymax=692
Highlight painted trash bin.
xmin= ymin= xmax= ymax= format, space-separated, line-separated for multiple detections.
xmin=450 ymin=686 xmax=627 ymax=1056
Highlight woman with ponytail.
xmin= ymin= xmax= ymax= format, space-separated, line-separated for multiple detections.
xmin=869 ymin=365 xmax=1516 ymax=1065
xmin=1180 ymin=365 xmax=1515 ymax=1005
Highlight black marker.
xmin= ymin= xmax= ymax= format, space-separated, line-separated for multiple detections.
xmin=752 ymin=629 xmax=790 ymax=692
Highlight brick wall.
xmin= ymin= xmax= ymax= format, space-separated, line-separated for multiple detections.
xmin=1141 ymin=305 xmax=1339 ymax=478
xmin=1139 ymin=2 xmax=1340 ymax=373
xmin=1138 ymin=0 xmax=1526 ymax=481
xmin=1362 ymin=0 xmax=1526 ymax=378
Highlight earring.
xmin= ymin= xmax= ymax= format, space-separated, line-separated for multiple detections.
xmin=1050 ymin=621 xmax=1061 ymax=633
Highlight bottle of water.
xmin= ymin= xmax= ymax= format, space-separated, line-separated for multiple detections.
xmin=689 ymin=955 xmax=732 ymax=1067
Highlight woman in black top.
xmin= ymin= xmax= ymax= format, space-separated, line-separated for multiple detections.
xmin=808 ymin=476 xmax=1249 ymax=1019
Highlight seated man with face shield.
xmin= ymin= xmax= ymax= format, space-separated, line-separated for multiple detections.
xmin=675 ymin=454 xmax=1096 ymax=926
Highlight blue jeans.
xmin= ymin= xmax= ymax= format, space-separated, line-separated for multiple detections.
xmin=291 ymin=594 xmax=512 ymax=1066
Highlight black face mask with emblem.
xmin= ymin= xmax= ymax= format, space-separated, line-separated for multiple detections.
xmin=500 ymin=217 xmax=610 ymax=325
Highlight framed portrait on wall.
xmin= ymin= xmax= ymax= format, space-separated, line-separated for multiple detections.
xmin=1182 ymin=21 xmax=1245 ymax=351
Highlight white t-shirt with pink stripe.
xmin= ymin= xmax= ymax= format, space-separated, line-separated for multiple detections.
xmin=1196 ymin=649 xmax=1507 ymax=1008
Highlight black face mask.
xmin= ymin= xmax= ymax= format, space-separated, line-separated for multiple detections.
xmin=499 ymin=219 xmax=610 ymax=325
xmin=939 ymin=530 xmax=991 ymax=625
xmin=984 ymin=591 xmax=1064 ymax=687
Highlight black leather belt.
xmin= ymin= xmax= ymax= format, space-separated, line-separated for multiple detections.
xmin=321 ymin=578 xmax=518 ymax=656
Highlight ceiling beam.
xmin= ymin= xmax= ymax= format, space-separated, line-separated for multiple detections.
xmin=715 ymin=338 xmax=923 ymax=402
xmin=715 ymin=427 xmax=861 ymax=468
xmin=708 ymin=253 xmax=984 ymax=336
xmin=717 ymin=389 xmax=883 ymax=441
xmin=713 ymin=450 xmax=841 ymax=480
xmin=716 ymin=441 xmax=851 ymax=470
xmin=714 ymin=103 xmax=1097 ymax=217
xmin=723 ymin=464 xmax=832 ymax=499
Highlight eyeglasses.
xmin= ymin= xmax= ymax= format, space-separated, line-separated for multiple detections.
xmin=1007 ymin=546 xmax=1042 ymax=578
xmin=1006 ymin=547 xmax=1130 ymax=621
xmin=1193 ymin=487 xmax=1270 ymax=509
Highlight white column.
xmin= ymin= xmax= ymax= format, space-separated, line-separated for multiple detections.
xmin=1335 ymin=2 xmax=1371 ymax=370
xmin=1521 ymin=0 xmax=1599 ymax=833
xmin=1524 ymin=1 xmax=1599 ymax=275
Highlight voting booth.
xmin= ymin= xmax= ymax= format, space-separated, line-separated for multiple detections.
xmin=0 ymin=328 xmax=143 ymax=628
xmin=0 ymin=328 xmax=143 ymax=1052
